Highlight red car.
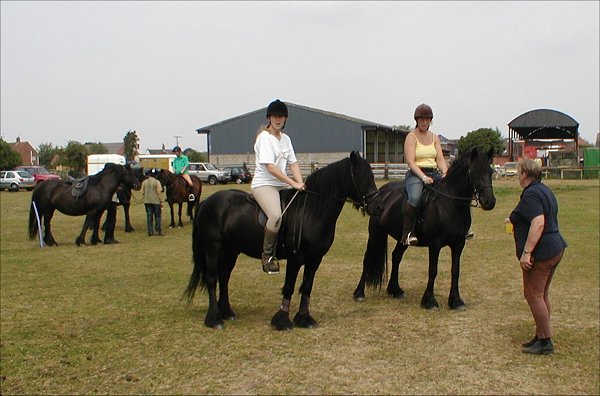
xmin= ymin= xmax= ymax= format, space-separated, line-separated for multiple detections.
xmin=15 ymin=166 xmax=61 ymax=184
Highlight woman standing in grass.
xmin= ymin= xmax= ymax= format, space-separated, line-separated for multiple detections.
xmin=509 ymin=158 xmax=567 ymax=355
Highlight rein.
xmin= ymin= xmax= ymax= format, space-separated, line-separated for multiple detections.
xmin=423 ymin=168 xmax=493 ymax=208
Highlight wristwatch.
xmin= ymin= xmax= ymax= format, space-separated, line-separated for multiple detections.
xmin=523 ymin=248 xmax=532 ymax=254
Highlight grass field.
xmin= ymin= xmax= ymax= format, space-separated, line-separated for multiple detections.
xmin=1 ymin=178 xmax=598 ymax=395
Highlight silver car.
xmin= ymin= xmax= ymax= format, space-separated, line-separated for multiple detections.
xmin=0 ymin=170 xmax=36 ymax=192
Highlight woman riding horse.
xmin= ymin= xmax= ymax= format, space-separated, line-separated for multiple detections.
xmin=184 ymin=151 xmax=383 ymax=330
xmin=353 ymin=147 xmax=496 ymax=310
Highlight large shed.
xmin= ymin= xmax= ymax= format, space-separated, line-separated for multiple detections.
xmin=508 ymin=109 xmax=579 ymax=160
xmin=196 ymin=102 xmax=408 ymax=166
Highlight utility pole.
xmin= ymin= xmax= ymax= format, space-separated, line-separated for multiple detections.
xmin=174 ymin=135 xmax=182 ymax=146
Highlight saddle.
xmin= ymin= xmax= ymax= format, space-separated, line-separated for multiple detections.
xmin=67 ymin=176 xmax=90 ymax=200
xmin=246 ymin=193 xmax=286 ymax=229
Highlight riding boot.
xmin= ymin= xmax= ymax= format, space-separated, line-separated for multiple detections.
xmin=261 ymin=228 xmax=280 ymax=275
xmin=401 ymin=205 xmax=419 ymax=246
xmin=188 ymin=184 xmax=195 ymax=202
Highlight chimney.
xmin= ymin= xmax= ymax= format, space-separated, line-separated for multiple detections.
xmin=16 ymin=136 xmax=21 ymax=143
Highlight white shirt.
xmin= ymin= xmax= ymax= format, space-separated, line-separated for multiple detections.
xmin=251 ymin=130 xmax=298 ymax=188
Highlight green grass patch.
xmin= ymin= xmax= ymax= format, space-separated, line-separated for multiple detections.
xmin=1 ymin=179 xmax=598 ymax=394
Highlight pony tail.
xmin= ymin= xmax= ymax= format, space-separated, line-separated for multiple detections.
xmin=363 ymin=226 xmax=389 ymax=289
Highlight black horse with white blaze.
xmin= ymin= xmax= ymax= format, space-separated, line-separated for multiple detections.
xmin=353 ymin=147 xmax=496 ymax=310
xmin=184 ymin=151 xmax=383 ymax=330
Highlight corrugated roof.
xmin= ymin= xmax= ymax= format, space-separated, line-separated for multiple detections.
xmin=196 ymin=102 xmax=395 ymax=131
xmin=508 ymin=109 xmax=579 ymax=140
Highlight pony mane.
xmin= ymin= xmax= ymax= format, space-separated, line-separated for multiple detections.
xmin=445 ymin=148 xmax=475 ymax=180
xmin=304 ymin=157 xmax=350 ymax=197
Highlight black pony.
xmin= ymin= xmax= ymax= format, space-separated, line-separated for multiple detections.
xmin=155 ymin=169 xmax=202 ymax=228
xmin=185 ymin=151 xmax=383 ymax=330
xmin=99 ymin=166 xmax=146 ymax=233
xmin=353 ymin=147 xmax=496 ymax=310
xmin=28 ymin=163 xmax=140 ymax=246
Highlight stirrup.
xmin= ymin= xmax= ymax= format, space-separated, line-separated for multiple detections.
xmin=188 ymin=193 xmax=195 ymax=201
xmin=262 ymin=256 xmax=280 ymax=275
xmin=466 ymin=230 xmax=474 ymax=240
xmin=404 ymin=232 xmax=418 ymax=246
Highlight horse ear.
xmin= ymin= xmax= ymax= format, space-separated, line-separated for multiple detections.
xmin=350 ymin=151 xmax=361 ymax=161
xmin=470 ymin=146 xmax=479 ymax=162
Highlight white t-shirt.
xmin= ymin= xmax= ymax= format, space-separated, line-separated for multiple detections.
xmin=251 ymin=130 xmax=298 ymax=188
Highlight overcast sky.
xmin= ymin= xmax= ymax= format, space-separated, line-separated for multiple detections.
xmin=1 ymin=1 xmax=598 ymax=153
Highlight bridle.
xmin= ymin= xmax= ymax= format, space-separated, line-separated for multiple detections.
xmin=424 ymin=168 xmax=493 ymax=208
xmin=349 ymin=162 xmax=380 ymax=214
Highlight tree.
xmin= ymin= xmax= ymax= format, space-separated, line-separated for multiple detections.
xmin=392 ymin=124 xmax=413 ymax=131
xmin=185 ymin=149 xmax=207 ymax=162
xmin=457 ymin=128 xmax=505 ymax=156
xmin=0 ymin=139 xmax=22 ymax=170
xmin=38 ymin=142 xmax=60 ymax=166
xmin=59 ymin=140 xmax=88 ymax=177
xmin=123 ymin=130 xmax=139 ymax=162
xmin=86 ymin=142 xmax=109 ymax=155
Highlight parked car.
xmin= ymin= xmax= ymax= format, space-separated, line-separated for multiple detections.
xmin=502 ymin=162 xmax=518 ymax=176
xmin=188 ymin=163 xmax=231 ymax=185
xmin=15 ymin=165 xmax=61 ymax=184
xmin=223 ymin=166 xmax=252 ymax=184
xmin=0 ymin=170 xmax=35 ymax=192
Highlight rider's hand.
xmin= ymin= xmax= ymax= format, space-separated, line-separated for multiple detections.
xmin=422 ymin=176 xmax=433 ymax=185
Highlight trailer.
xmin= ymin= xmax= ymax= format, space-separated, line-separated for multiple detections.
xmin=138 ymin=154 xmax=176 ymax=173
xmin=87 ymin=154 xmax=127 ymax=176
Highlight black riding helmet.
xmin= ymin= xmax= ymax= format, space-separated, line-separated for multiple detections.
xmin=172 ymin=146 xmax=182 ymax=153
xmin=266 ymin=99 xmax=288 ymax=118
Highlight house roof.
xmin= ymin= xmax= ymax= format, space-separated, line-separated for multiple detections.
xmin=508 ymin=109 xmax=579 ymax=140
xmin=196 ymin=102 xmax=395 ymax=132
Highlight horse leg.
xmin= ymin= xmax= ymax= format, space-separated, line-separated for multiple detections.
xmin=203 ymin=243 xmax=225 ymax=329
xmin=387 ymin=241 xmax=408 ymax=299
xmin=42 ymin=208 xmax=59 ymax=246
xmin=89 ymin=213 xmax=103 ymax=245
xmin=421 ymin=244 xmax=442 ymax=309
xmin=75 ymin=215 xmax=93 ymax=246
xmin=448 ymin=242 xmax=466 ymax=311
xmin=177 ymin=203 xmax=184 ymax=228
xmin=123 ymin=203 xmax=134 ymax=232
xmin=293 ymin=258 xmax=323 ymax=329
xmin=271 ymin=259 xmax=303 ymax=331
xmin=216 ymin=250 xmax=238 ymax=320
xmin=168 ymin=203 xmax=176 ymax=228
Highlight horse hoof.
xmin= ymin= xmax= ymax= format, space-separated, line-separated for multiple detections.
xmin=452 ymin=304 xmax=467 ymax=312
xmin=104 ymin=239 xmax=119 ymax=244
xmin=354 ymin=296 xmax=365 ymax=302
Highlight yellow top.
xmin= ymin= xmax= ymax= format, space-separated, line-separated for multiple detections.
xmin=414 ymin=132 xmax=438 ymax=168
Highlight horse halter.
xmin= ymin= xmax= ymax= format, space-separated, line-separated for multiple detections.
xmin=469 ymin=168 xmax=493 ymax=208
xmin=349 ymin=162 xmax=380 ymax=213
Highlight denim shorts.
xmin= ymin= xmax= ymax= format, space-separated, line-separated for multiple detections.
xmin=405 ymin=168 xmax=442 ymax=207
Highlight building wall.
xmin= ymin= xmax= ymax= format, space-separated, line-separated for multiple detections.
xmin=210 ymin=152 xmax=350 ymax=167
xmin=200 ymin=104 xmax=374 ymax=157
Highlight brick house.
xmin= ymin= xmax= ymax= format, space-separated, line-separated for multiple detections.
xmin=9 ymin=137 xmax=39 ymax=166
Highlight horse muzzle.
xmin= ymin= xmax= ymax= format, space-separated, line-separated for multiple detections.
xmin=364 ymin=191 xmax=384 ymax=216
